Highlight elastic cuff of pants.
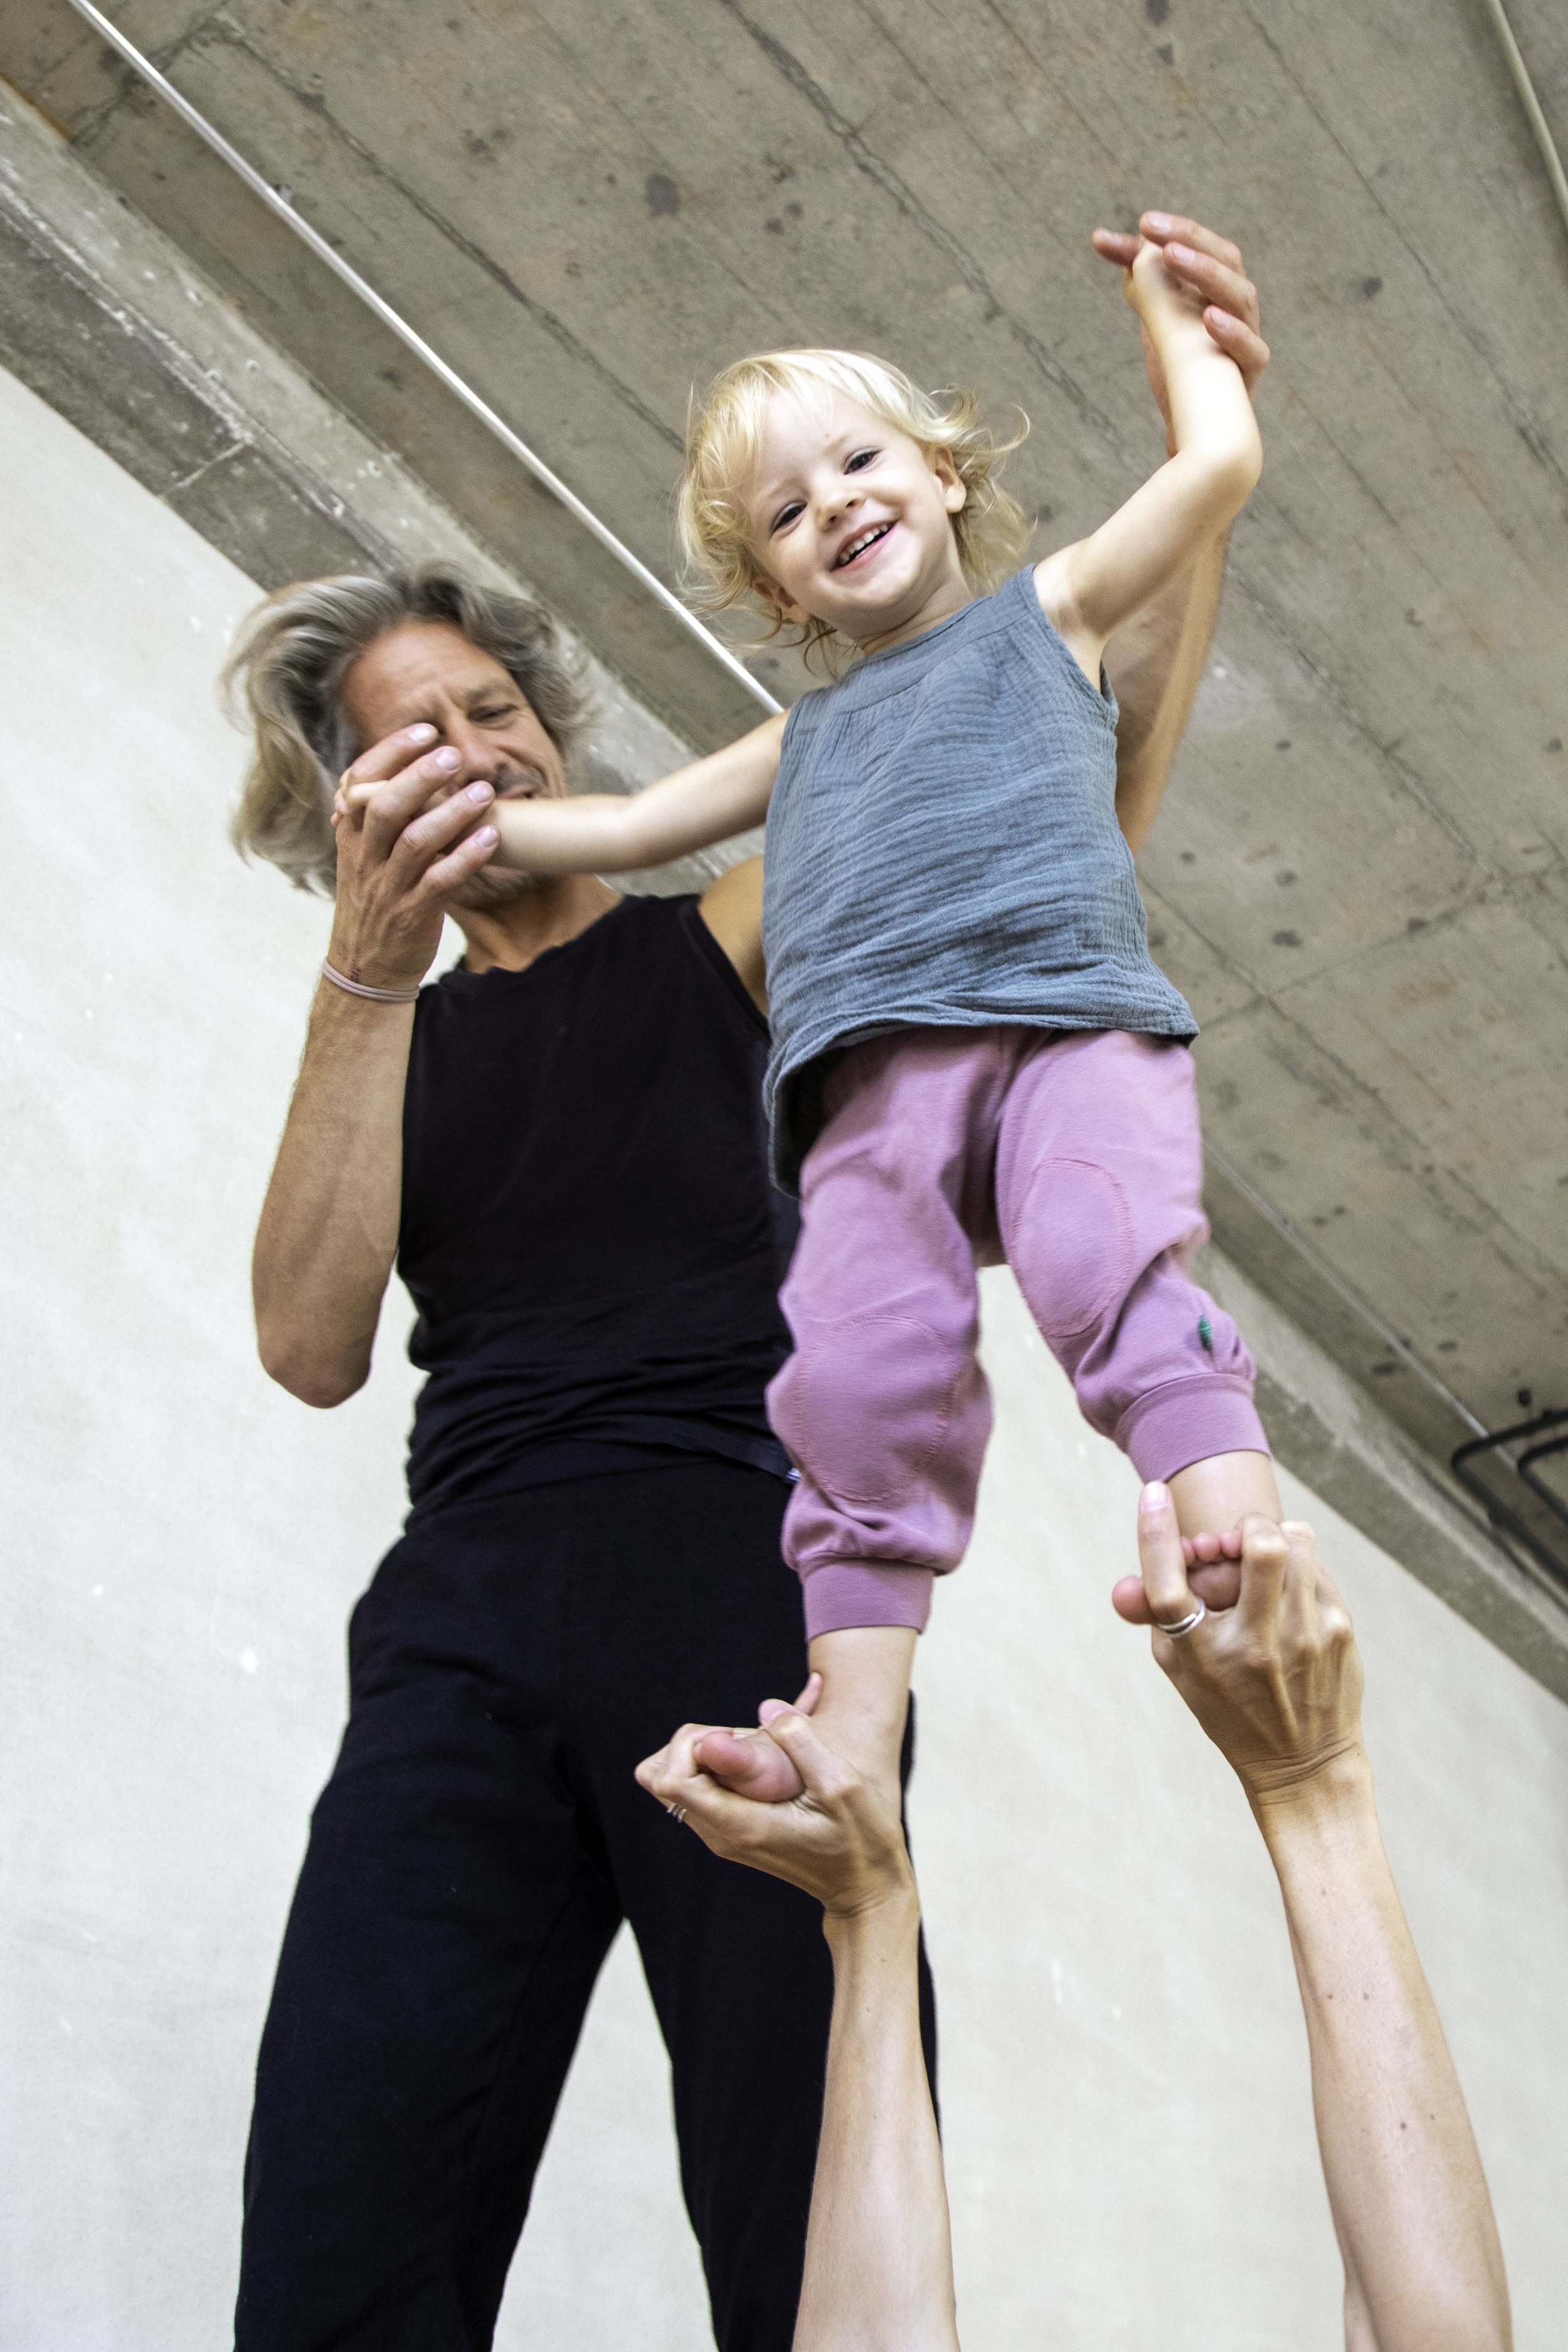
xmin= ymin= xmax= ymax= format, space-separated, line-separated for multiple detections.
xmin=1117 ymin=1375 xmax=1270 ymax=1484
xmin=801 ymin=1560 xmax=935 ymax=1641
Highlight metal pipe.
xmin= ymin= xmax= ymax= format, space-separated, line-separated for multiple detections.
xmin=1480 ymin=0 xmax=1568 ymax=249
xmin=61 ymin=0 xmax=782 ymax=716
xmin=1451 ymin=1408 xmax=1568 ymax=1587
xmin=1517 ymin=1431 xmax=1568 ymax=1531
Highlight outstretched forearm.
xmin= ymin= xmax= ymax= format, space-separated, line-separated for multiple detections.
xmin=1105 ymin=529 xmax=1227 ymax=854
xmin=796 ymin=1890 xmax=960 ymax=2352
xmin=490 ymin=713 xmax=784 ymax=876
xmin=1261 ymin=1759 xmax=1511 ymax=2352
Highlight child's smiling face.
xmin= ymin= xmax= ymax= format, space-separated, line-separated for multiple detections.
xmin=743 ymin=384 xmax=972 ymax=652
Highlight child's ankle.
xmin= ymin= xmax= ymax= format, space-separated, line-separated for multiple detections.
xmin=810 ymin=1695 xmax=904 ymax=1794
xmin=805 ymin=1622 xmax=918 ymax=1794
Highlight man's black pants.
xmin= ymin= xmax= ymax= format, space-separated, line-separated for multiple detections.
xmin=235 ymin=1461 xmax=936 ymax=2351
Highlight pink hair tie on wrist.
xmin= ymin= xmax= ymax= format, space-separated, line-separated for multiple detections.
xmin=319 ymin=958 xmax=420 ymax=1005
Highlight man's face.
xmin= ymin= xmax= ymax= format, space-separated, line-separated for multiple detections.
xmin=340 ymin=622 xmax=568 ymax=908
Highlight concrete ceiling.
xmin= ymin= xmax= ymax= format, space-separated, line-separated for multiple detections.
xmin=6 ymin=0 xmax=1568 ymax=1531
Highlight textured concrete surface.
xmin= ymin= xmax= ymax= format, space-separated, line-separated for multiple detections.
xmin=0 ymin=89 xmax=692 ymax=787
xmin=5 ymin=0 xmax=1565 ymax=1544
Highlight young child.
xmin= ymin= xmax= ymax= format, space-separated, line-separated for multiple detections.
xmin=352 ymin=230 xmax=1279 ymax=1804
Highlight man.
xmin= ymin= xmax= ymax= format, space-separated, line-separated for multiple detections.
xmin=230 ymin=216 xmax=1267 ymax=2351
xmin=642 ymin=1496 xmax=1512 ymax=2352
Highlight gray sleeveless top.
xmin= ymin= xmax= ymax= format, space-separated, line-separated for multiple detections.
xmin=761 ymin=564 xmax=1196 ymax=1190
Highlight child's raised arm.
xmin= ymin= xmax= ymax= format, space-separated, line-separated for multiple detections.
xmin=1036 ymin=238 xmax=1262 ymax=678
xmin=347 ymin=711 xmax=785 ymax=877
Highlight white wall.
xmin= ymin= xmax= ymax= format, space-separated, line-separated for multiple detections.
xmin=3 ymin=361 xmax=1564 ymax=2351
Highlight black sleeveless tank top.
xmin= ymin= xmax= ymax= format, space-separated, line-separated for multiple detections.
xmin=398 ymin=893 xmax=795 ymax=1518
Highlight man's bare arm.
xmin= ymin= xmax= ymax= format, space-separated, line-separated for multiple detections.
xmin=1104 ymin=532 xmax=1227 ymax=854
xmin=253 ymin=726 xmax=501 ymax=1405
xmin=699 ymin=853 xmax=768 ymax=1012
xmin=253 ymin=988 xmax=414 ymax=1406
xmin=1095 ymin=214 xmax=1269 ymax=854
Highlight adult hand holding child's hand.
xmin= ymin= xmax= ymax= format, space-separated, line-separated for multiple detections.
xmin=1091 ymin=211 xmax=1269 ymax=454
xmin=326 ymin=723 xmax=499 ymax=992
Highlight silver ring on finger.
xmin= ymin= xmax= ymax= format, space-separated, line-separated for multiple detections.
xmin=665 ymin=1801 xmax=689 ymax=1824
xmin=1156 ymin=1602 xmax=1207 ymax=1640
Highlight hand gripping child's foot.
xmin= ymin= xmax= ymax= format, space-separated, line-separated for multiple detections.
xmin=691 ymin=1625 xmax=920 ymax=1808
xmin=691 ymin=1674 xmax=824 ymax=1804
xmin=1184 ymin=1527 xmax=1244 ymax=1569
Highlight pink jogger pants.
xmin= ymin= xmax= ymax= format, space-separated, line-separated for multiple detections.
xmin=766 ymin=1027 xmax=1268 ymax=1639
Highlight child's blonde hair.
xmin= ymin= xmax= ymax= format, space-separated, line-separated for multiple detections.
xmin=677 ymin=348 xmax=1030 ymax=669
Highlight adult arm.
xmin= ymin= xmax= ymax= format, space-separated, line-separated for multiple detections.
xmin=1132 ymin=1493 xmax=1512 ymax=2352
xmin=252 ymin=726 xmax=501 ymax=1405
xmin=1098 ymin=215 xmax=1269 ymax=852
xmin=1036 ymin=241 xmax=1261 ymax=668
xmin=1104 ymin=532 xmax=1226 ymax=854
xmin=698 ymin=852 xmax=768 ymax=1012
xmin=801 ymin=1877 xmax=956 ymax=2352
xmin=637 ymin=1710 xmax=959 ymax=2352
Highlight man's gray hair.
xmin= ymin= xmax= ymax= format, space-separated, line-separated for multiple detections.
xmin=223 ymin=561 xmax=591 ymax=895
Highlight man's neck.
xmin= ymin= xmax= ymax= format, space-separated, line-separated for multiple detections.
xmin=453 ymin=873 xmax=621 ymax=977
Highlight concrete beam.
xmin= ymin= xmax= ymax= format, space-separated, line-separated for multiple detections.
xmin=0 ymin=83 xmax=758 ymax=887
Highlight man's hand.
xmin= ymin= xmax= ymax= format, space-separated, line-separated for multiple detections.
xmin=1117 ymin=1484 xmax=1367 ymax=1808
xmin=1091 ymin=211 xmax=1269 ymax=453
xmin=635 ymin=1703 xmax=914 ymax=1919
xmin=327 ymin=723 xmax=501 ymax=990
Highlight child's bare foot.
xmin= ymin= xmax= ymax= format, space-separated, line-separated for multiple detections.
xmin=1113 ymin=1534 xmax=1246 ymax=1622
xmin=692 ymin=1720 xmax=805 ymax=1802
xmin=1182 ymin=1527 xmax=1243 ymax=1570
xmin=692 ymin=1675 xmax=820 ymax=1803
